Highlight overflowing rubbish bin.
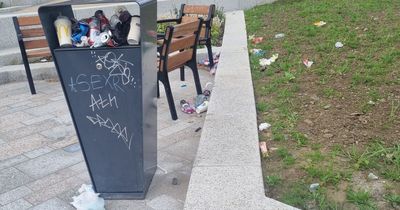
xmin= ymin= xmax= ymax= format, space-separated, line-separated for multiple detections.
xmin=39 ymin=0 xmax=157 ymax=199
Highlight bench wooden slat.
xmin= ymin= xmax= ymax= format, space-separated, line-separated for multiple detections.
xmin=167 ymin=50 xmax=193 ymax=71
xmin=21 ymin=28 xmax=45 ymax=38
xmin=168 ymin=35 xmax=196 ymax=53
xmin=24 ymin=39 xmax=49 ymax=50
xmin=183 ymin=5 xmax=210 ymax=15
xmin=17 ymin=16 xmax=42 ymax=26
xmin=27 ymin=48 xmax=51 ymax=58
xmin=173 ymin=20 xmax=200 ymax=37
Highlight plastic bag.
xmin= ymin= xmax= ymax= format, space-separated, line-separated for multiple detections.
xmin=71 ymin=184 xmax=105 ymax=210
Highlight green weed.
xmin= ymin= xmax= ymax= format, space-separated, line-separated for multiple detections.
xmin=346 ymin=188 xmax=377 ymax=210
xmin=265 ymin=175 xmax=282 ymax=187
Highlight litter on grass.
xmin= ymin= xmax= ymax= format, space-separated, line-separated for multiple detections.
xmin=248 ymin=34 xmax=255 ymax=41
xmin=259 ymin=54 xmax=279 ymax=67
xmin=335 ymin=42 xmax=344 ymax=48
xmin=250 ymin=49 xmax=266 ymax=56
xmin=274 ymin=33 xmax=285 ymax=39
xmin=309 ymin=183 xmax=320 ymax=192
xmin=303 ymin=59 xmax=314 ymax=68
xmin=313 ymin=21 xmax=327 ymax=27
xmin=71 ymin=184 xmax=105 ymax=210
xmin=259 ymin=123 xmax=271 ymax=131
xmin=259 ymin=142 xmax=269 ymax=158
xmin=368 ymin=173 xmax=379 ymax=180
xmin=252 ymin=37 xmax=264 ymax=44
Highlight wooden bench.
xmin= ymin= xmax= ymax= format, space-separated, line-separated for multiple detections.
xmin=13 ymin=15 xmax=51 ymax=95
xmin=158 ymin=4 xmax=216 ymax=81
xmin=158 ymin=19 xmax=204 ymax=120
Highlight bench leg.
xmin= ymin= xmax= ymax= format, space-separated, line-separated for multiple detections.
xmin=180 ymin=66 xmax=185 ymax=81
xmin=206 ymin=40 xmax=214 ymax=68
xmin=188 ymin=61 xmax=203 ymax=95
xmin=22 ymin=59 xmax=36 ymax=95
xmin=160 ymin=73 xmax=178 ymax=120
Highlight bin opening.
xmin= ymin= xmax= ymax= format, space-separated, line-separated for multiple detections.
xmin=54 ymin=5 xmax=141 ymax=49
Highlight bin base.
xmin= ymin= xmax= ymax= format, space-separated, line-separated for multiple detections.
xmin=100 ymin=191 xmax=147 ymax=200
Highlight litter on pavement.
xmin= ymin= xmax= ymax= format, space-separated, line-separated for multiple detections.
xmin=71 ymin=184 xmax=105 ymax=210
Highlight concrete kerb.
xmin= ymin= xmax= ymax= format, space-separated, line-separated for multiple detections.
xmin=183 ymin=11 xmax=298 ymax=210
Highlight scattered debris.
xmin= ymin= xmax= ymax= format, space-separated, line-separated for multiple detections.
xmin=40 ymin=58 xmax=48 ymax=62
xmin=259 ymin=141 xmax=269 ymax=158
xmin=172 ymin=177 xmax=179 ymax=185
xmin=250 ymin=49 xmax=266 ymax=56
xmin=368 ymin=100 xmax=376 ymax=105
xmin=195 ymin=101 xmax=209 ymax=114
xmin=259 ymin=54 xmax=279 ymax=67
xmin=252 ymin=36 xmax=264 ymax=44
xmin=71 ymin=184 xmax=105 ymax=210
xmin=350 ymin=112 xmax=364 ymax=116
xmin=274 ymin=33 xmax=285 ymax=39
xmin=313 ymin=21 xmax=327 ymax=27
xmin=259 ymin=123 xmax=271 ymax=131
xmin=323 ymin=104 xmax=331 ymax=110
xmin=180 ymin=100 xmax=195 ymax=114
xmin=248 ymin=34 xmax=255 ymax=41
xmin=195 ymin=127 xmax=202 ymax=132
xmin=303 ymin=59 xmax=314 ymax=68
xmin=180 ymin=84 xmax=187 ymax=88
xmin=335 ymin=42 xmax=344 ymax=48
xmin=309 ymin=183 xmax=320 ymax=192
xmin=368 ymin=173 xmax=379 ymax=180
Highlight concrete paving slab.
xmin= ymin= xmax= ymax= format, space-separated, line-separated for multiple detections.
xmin=0 ymin=167 xmax=32 ymax=194
xmin=15 ymin=150 xmax=83 ymax=179
xmin=0 ymin=186 xmax=32 ymax=205
xmin=29 ymin=198 xmax=75 ymax=210
xmin=0 ymin=198 xmax=32 ymax=210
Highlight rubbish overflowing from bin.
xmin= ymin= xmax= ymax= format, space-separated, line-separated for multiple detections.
xmin=55 ymin=6 xmax=140 ymax=48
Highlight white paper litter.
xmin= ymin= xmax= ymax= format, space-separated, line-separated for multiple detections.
xmin=335 ymin=42 xmax=344 ymax=48
xmin=71 ymin=184 xmax=105 ymax=210
xmin=259 ymin=54 xmax=279 ymax=67
xmin=259 ymin=123 xmax=271 ymax=131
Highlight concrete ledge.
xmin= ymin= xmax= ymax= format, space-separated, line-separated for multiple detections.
xmin=0 ymin=62 xmax=57 ymax=85
xmin=184 ymin=11 xmax=298 ymax=210
xmin=0 ymin=47 xmax=218 ymax=85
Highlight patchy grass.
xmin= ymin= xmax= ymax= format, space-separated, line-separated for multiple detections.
xmin=246 ymin=0 xmax=400 ymax=209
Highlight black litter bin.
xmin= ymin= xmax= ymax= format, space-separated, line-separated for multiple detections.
xmin=38 ymin=0 xmax=157 ymax=200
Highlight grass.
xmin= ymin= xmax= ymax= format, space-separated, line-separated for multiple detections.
xmin=246 ymin=0 xmax=400 ymax=209
xmin=346 ymin=188 xmax=377 ymax=210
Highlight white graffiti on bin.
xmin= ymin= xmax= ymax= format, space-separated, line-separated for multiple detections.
xmin=86 ymin=114 xmax=133 ymax=150
xmin=94 ymin=52 xmax=135 ymax=86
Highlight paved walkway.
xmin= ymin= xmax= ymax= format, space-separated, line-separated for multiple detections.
xmin=0 ymin=68 xmax=213 ymax=210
